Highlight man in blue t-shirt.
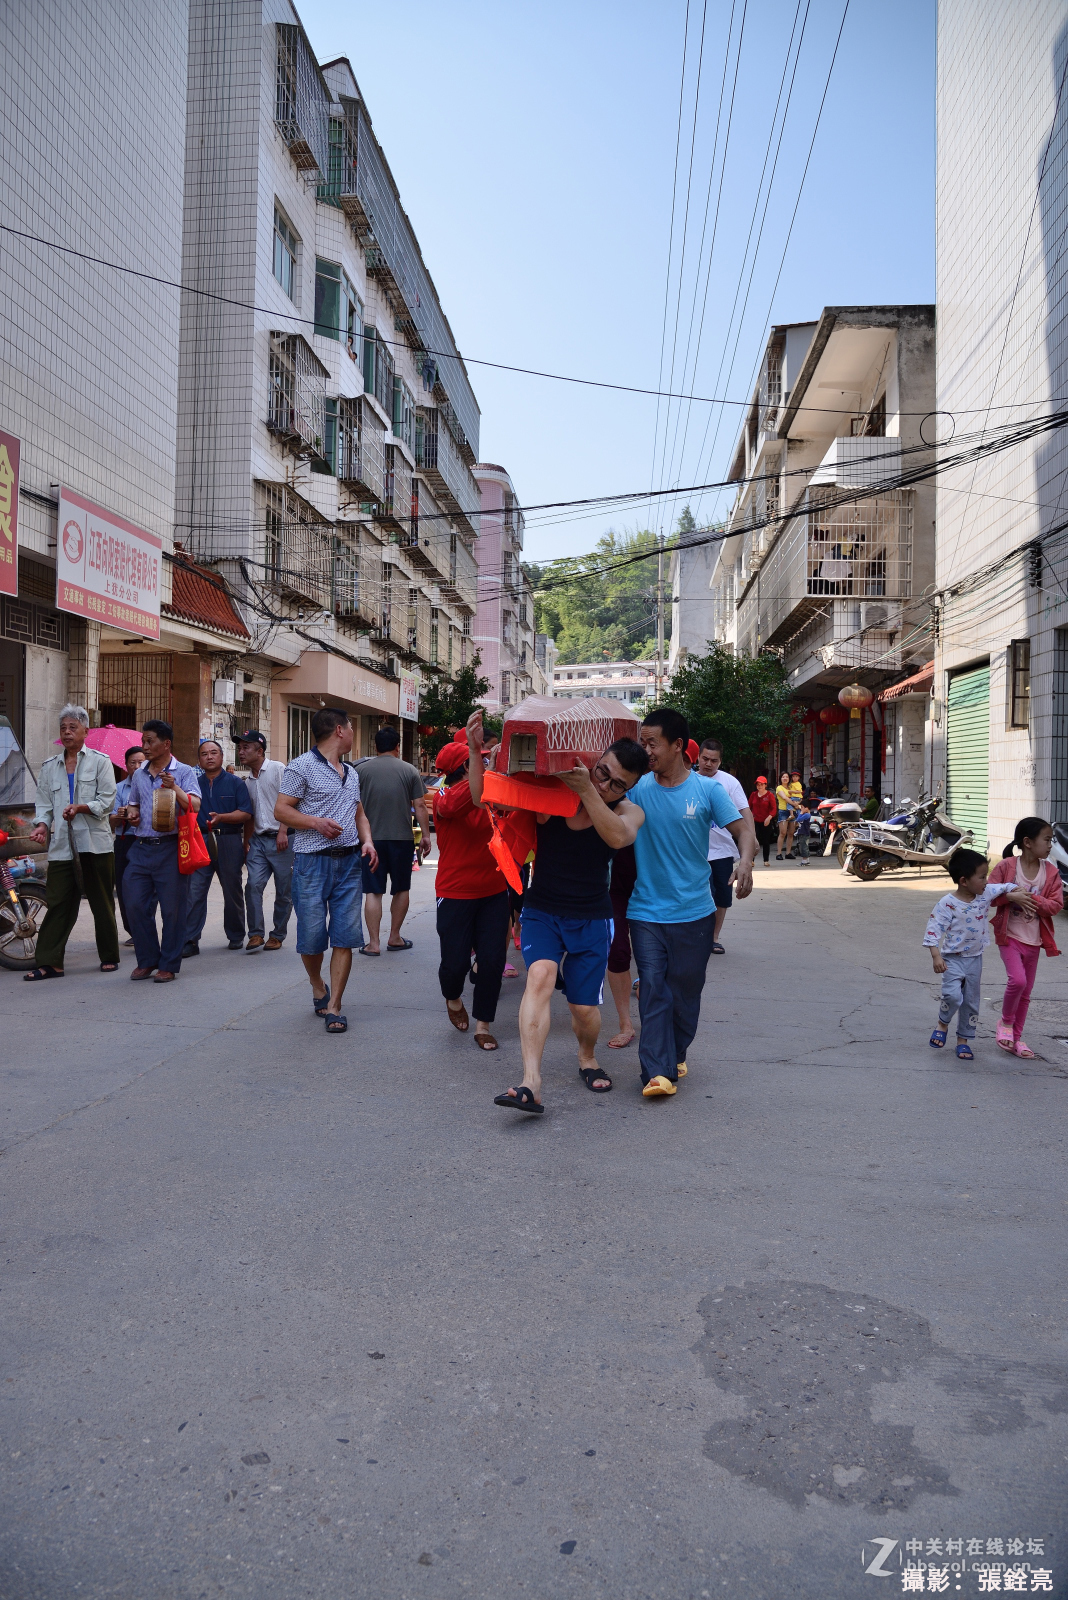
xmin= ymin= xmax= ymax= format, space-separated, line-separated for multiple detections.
xmin=629 ymin=708 xmax=756 ymax=1097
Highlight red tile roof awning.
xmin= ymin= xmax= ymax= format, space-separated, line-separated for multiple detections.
xmin=878 ymin=661 xmax=934 ymax=703
xmin=163 ymin=556 xmax=249 ymax=640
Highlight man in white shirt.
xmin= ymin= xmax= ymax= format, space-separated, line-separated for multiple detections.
xmin=237 ymin=731 xmax=293 ymax=952
xmin=697 ymin=739 xmax=754 ymax=956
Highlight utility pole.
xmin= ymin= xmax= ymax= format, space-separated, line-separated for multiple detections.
xmin=655 ymin=528 xmax=665 ymax=702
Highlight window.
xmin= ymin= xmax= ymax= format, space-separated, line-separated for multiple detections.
xmin=430 ymin=607 xmax=439 ymax=666
xmin=273 ymin=208 xmax=297 ymax=300
xmin=393 ymin=378 xmax=415 ymax=452
xmin=311 ymin=397 xmax=338 ymax=476
xmin=344 ymin=273 xmax=362 ymax=366
xmin=500 ymin=671 xmax=510 ymax=706
xmin=288 ymin=704 xmax=313 ymax=760
xmin=314 ymin=258 xmax=341 ymax=339
xmin=1010 ymin=639 xmax=1031 ymax=727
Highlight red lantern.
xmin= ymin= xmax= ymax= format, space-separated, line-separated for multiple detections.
xmin=838 ymin=682 xmax=874 ymax=714
xmin=800 ymin=706 xmax=819 ymax=725
xmin=819 ymin=705 xmax=848 ymax=727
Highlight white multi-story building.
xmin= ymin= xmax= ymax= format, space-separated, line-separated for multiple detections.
xmin=176 ymin=5 xmax=482 ymax=763
xmin=471 ymin=464 xmax=542 ymax=712
xmin=0 ymin=0 xmax=253 ymax=775
xmin=710 ymin=306 xmax=936 ymax=792
xmin=551 ymin=660 xmax=655 ymax=709
xmin=668 ymin=536 xmax=719 ymax=675
xmin=933 ymin=1 xmax=1068 ymax=851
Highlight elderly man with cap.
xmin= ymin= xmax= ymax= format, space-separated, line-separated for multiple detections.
xmin=237 ymin=730 xmax=293 ymax=953
xmin=25 ymin=703 xmax=119 ymax=980
xmin=431 ymin=719 xmax=512 ymax=1050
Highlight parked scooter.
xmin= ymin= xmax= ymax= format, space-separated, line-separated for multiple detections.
xmin=819 ymin=796 xmax=861 ymax=861
xmin=842 ymin=796 xmax=974 ymax=880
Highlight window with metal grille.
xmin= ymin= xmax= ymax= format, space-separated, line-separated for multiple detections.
xmin=344 ymin=274 xmax=362 ymax=367
xmin=273 ymin=208 xmax=297 ymax=300
xmin=314 ymin=258 xmax=341 ymax=339
xmin=430 ymin=607 xmax=439 ymax=666
xmin=99 ymin=652 xmax=172 ymax=728
xmin=288 ymin=705 xmax=313 ymax=760
xmin=1009 ymin=639 xmax=1030 ymax=728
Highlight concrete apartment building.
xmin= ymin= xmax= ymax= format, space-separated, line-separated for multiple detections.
xmin=0 ymin=0 xmax=483 ymax=778
xmin=175 ymin=3 xmax=482 ymax=763
xmin=667 ymin=537 xmax=718 ymax=675
xmin=0 ymin=0 xmax=252 ymax=776
xmin=551 ymin=660 xmax=656 ymax=709
xmin=710 ymin=306 xmax=936 ymax=796
xmin=933 ymin=1 xmax=1068 ymax=852
xmin=471 ymin=464 xmax=544 ymax=713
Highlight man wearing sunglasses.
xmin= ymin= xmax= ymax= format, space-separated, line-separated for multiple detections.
xmin=493 ymin=738 xmax=649 ymax=1115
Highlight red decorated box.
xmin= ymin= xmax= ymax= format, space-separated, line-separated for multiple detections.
xmin=494 ymin=694 xmax=641 ymax=776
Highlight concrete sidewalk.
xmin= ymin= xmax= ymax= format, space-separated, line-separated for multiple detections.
xmin=1 ymin=854 xmax=1066 ymax=1599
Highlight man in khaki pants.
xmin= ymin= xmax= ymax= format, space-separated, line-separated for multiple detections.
xmin=26 ymin=704 xmax=119 ymax=980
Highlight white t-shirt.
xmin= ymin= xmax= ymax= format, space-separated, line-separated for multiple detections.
xmin=245 ymin=758 xmax=288 ymax=833
xmin=707 ymin=770 xmax=748 ymax=861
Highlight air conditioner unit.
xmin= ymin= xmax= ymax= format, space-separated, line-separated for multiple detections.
xmin=212 ymin=679 xmax=236 ymax=706
xmin=860 ymin=602 xmax=890 ymax=631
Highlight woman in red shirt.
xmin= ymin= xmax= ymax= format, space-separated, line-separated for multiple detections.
xmin=432 ymin=716 xmax=512 ymax=1050
xmin=748 ymin=775 xmax=779 ymax=865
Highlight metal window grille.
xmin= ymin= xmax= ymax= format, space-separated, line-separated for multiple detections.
xmin=259 ymin=483 xmax=332 ymax=607
xmin=267 ymin=333 xmax=328 ymax=460
xmin=275 ymin=24 xmax=329 ymax=177
xmin=759 ymin=344 xmax=782 ymax=436
xmin=288 ymin=705 xmax=313 ymax=761
xmin=1009 ymin=639 xmax=1031 ymax=728
xmin=99 ymin=652 xmax=172 ymax=728
xmin=415 ymin=407 xmax=480 ymax=533
xmin=339 ymin=396 xmax=386 ymax=506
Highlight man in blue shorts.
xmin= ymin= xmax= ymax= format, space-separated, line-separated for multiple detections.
xmin=493 ymin=739 xmax=649 ymax=1115
xmin=629 ymin=709 xmax=756 ymax=1098
xmin=275 ymin=708 xmax=378 ymax=1035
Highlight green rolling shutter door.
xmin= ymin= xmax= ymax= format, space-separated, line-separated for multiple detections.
xmin=946 ymin=664 xmax=990 ymax=849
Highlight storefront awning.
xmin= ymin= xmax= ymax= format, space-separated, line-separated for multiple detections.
xmin=878 ymin=661 xmax=934 ymax=703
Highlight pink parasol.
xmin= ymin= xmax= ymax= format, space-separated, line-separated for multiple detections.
xmin=54 ymin=723 xmax=143 ymax=771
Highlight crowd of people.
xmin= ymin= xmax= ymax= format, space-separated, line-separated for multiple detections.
xmin=20 ymin=701 xmax=1063 ymax=1107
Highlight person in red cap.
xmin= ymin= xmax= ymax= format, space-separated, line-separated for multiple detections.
xmin=432 ymin=712 xmax=512 ymax=1050
xmin=685 ymin=739 xmax=700 ymax=767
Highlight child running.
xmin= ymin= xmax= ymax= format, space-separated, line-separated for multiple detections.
xmin=923 ymin=848 xmax=1036 ymax=1059
xmin=988 ymin=817 xmax=1063 ymax=1058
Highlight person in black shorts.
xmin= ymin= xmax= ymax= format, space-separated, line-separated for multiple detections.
xmin=355 ymin=726 xmax=431 ymax=953
xmin=493 ymin=739 xmax=649 ymax=1115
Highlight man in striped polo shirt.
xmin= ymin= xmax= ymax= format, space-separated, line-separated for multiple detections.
xmin=275 ymin=708 xmax=378 ymax=1035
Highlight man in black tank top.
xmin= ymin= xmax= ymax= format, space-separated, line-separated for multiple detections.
xmin=493 ymin=738 xmax=648 ymax=1115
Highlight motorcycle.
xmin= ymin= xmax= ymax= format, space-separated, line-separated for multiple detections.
xmin=841 ymin=798 xmax=974 ymax=880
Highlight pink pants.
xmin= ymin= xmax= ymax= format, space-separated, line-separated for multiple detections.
xmin=999 ymin=938 xmax=1041 ymax=1039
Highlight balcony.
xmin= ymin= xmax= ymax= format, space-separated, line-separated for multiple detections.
xmin=339 ymin=396 xmax=387 ymax=506
xmin=405 ymin=586 xmax=432 ymax=663
xmin=275 ymin=25 xmax=329 ymax=176
xmin=267 ymin=334 xmax=329 ymax=462
xmin=735 ymin=485 xmax=913 ymax=663
xmin=263 ymin=502 xmax=333 ymax=611
xmin=328 ymin=96 xmax=480 ymax=460
xmin=415 ymin=408 xmax=481 ymax=536
xmin=440 ymin=532 xmax=478 ymax=613
xmin=377 ymin=444 xmax=413 ymax=538
xmin=332 ymin=527 xmax=381 ymax=630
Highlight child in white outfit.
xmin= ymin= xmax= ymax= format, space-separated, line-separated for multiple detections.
xmin=923 ymin=848 xmax=1036 ymax=1059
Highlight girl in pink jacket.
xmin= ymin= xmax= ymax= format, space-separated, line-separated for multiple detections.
xmin=989 ymin=817 xmax=1063 ymax=1058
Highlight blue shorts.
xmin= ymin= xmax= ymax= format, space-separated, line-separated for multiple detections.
xmin=292 ymin=850 xmax=365 ymax=953
xmin=520 ymin=907 xmax=612 ymax=1007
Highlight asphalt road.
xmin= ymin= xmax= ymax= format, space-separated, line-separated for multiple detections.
xmin=2 ymin=854 xmax=1066 ymax=1600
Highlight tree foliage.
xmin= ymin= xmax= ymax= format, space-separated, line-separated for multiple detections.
xmin=524 ymin=526 xmax=665 ymax=664
xmin=657 ymin=643 xmax=799 ymax=766
xmin=417 ymin=654 xmax=500 ymax=761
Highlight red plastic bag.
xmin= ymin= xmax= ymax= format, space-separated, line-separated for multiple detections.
xmin=178 ymin=807 xmax=211 ymax=874
xmin=486 ymin=813 xmax=524 ymax=895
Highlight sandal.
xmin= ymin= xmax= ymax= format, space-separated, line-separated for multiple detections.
xmin=579 ymin=1066 xmax=612 ymax=1093
xmin=324 ymin=1014 xmax=347 ymax=1033
xmin=642 ymin=1075 xmax=677 ymax=1098
xmin=359 ymin=945 xmax=380 ymax=956
xmin=607 ymin=1031 xmax=635 ymax=1049
xmin=995 ymin=1022 xmax=1015 ymax=1052
xmin=474 ymin=1032 xmax=499 ymax=1050
xmin=1013 ymin=1039 xmax=1036 ymax=1059
xmin=493 ymin=1084 xmax=544 ymax=1114
xmin=955 ymin=1042 xmax=973 ymax=1060
xmin=313 ymin=987 xmax=331 ymax=1015
xmin=930 ymin=1028 xmax=948 ymax=1049
xmin=676 ymin=1062 xmax=688 ymax=1078
xmin=386 ymin=938 xmax=413 ymax=951
xmin=22 ymin=966 xmax=63 ymax=981
xmin=447 ymin=1000 xmax=469 ymax=1032
xmin=100 ymin=962 xmax=119 ymax=972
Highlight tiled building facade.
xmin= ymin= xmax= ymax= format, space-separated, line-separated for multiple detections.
xmin=934 ymin=0 xmax=1068 ymax=850
xmin=471 ymin=464 xmax=543 ymax=713
xmin=1 ymin=0 xmax=485 ymax=773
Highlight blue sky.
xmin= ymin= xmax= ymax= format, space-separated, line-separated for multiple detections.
xmin=298 ymin=0 xmax=936 ymax=562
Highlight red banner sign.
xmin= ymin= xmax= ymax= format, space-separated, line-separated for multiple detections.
xmin=0 ymin=430 xmax=20 ymax=598
xmin=56 ymin=488 xmax=162 ymax=640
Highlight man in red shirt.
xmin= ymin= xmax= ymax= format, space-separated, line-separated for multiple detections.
xmin=432 ymin=712 xmax=512 ymax=1050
